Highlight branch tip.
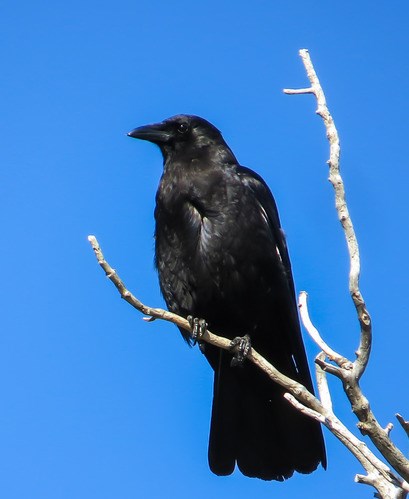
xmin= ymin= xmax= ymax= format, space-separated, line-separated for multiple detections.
xmin=384 ymin=423 xmax=394 ymax=437
xmin=142 ymin=316 xmax=156 ymax=322
xmin=298 ymin=291 xmax=351 ymax=370
xmin=396 ymin=414 xmax=409 ymax=438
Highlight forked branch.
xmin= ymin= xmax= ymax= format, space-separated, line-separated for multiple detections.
xmin=284 ymin=48 xmax=371 ymax=379
xmin=285 ymin=49 xmax=409 ymax=493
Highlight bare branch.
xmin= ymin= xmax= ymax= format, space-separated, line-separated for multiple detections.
xmin=284 ymin=395 xmax=408 ymax=498
xmin=314 ymin=355 xmax=343 ymax=378
xmin=299 ymin=292 xmax=408 ymax=482
xmin=285 ymin=49 xmax=372 ymax=380
xmin=298 ymin=291 xmax=352 ymax=369
xmin=355 ymin=474 xmax=408 ymax=499
xmin=315 ymin=353 xmax=333 ymax=412
xmin=283 ymin=87 xmax=314 ymax=95
xmin=88 ymin=235 xmax=232 ymax=351
xmin=284 ymin=393 xmax=325 ymax=423
xmin=343 ymin=378 xmax=409 ymax=484
xmin=285 ymin=49 xmax=409 ymax=491
xmin=396 ymin=414 xmax=409 ymax=438
xmin=384 ymin=423 xmax=394 ymax=437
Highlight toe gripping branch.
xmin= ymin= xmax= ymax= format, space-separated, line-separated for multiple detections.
xmin=229 ymin=334 xmax=251 ymax=367
xmin=187 ymin=316 xmax=207 ymax=344
xmin=187 ymin=317 xmax=251 ymax=366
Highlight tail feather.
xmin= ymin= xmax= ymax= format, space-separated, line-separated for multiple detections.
xmin=207 ymin=349 xmax=325 ymax=481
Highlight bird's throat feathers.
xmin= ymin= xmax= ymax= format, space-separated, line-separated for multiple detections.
xmin=161 ymin=139 xmax=237 ymax=173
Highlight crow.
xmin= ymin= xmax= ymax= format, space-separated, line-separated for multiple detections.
xmin=128 ymin=114 xmax=326 ymax=481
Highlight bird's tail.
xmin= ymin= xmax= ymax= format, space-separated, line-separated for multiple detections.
xmin=208 ymin=350 xmax=326 ymax=481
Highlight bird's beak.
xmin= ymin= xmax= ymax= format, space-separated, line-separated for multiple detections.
xmin=127 ymin=122 xmax=172 ymax=144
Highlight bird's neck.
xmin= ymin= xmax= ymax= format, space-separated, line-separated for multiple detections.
xmin=161 ymin=142 xmax=237 ymax=170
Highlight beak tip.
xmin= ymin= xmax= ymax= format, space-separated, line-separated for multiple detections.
xmin=126 ymin=123 xmax=169 ymax=144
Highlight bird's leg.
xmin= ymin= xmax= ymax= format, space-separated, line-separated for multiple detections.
xmin=187 ymin=316 xmax=207 ymax=344
xmin=229 ymin=334 xmax=251 ymax=367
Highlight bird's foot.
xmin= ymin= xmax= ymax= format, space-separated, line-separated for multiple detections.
xmin=229 ymin=334 xmax=251 ymax=367
xmin=187 ymin=316 xmax=207 ymax=345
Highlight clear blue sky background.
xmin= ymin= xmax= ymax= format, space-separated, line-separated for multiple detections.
xmin=1 ymin=2 xmax=408 ymax=498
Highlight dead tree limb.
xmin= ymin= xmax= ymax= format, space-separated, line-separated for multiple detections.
xmin=396 ymin=414 xmax=409 ymax=439
xmin=284 ymin=48 xmax=371 ymax=379
xmin=284 ymin=49 xmax=409 ymax=494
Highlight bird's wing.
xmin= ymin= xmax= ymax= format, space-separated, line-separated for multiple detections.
xmin=236 ymin=165 xmax=296 ymax=298
xmin=236 ymin=164 xmax=314 ymax=389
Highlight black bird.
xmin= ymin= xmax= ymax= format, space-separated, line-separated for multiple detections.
xmin=128 ymin=115 xmax=326 ymax=481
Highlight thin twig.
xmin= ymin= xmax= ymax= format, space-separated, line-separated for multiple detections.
xmin=88 ymin=236 xmax=231 ymax=350
xmin=315 ymin=352 xmax=333 ymax=412
xmin=396 ymin=414 xmax=409 ymax=438
xmin=283 ymin=87 xmax=314 ymax=95
xmin=298 ymin=291 xmax=352 ymax=370
xmin=384 ymin=423 xmax=394 ymax=437
xmin=284 ymin=393 xmax=325 ymax=423
xmin=314 ymin=355 xmax=343 ymax=378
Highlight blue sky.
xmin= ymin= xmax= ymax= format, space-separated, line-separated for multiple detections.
xmin=1 ymin=2 xmax=408 ymax=498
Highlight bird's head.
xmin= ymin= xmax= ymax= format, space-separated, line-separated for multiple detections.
xmin=128 ymin=114 xmax=236 ymax=163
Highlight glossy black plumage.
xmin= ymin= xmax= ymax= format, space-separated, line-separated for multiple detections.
xmin=128 ymin=114 xmax=326 ymax=480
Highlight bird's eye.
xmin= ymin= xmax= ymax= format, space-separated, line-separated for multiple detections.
xmin=177 ymin=123 xmax=189 ymax=134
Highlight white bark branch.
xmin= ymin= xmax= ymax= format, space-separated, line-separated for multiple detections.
xmin=298 ymin=291 xmax=352 ymax=370
xmin=285 ymin=48 xmax=372 ymax=379
xmin=284 ymin=49 xmax=409 ymax=495
xmin=315 ymin=352 xmax=333 ymax=412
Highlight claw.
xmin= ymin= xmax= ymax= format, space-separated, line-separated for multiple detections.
xmin=230 ymin=334 xmax=251 ymax=367
xmin=187 ymin=315 xmax=207 ymax=344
